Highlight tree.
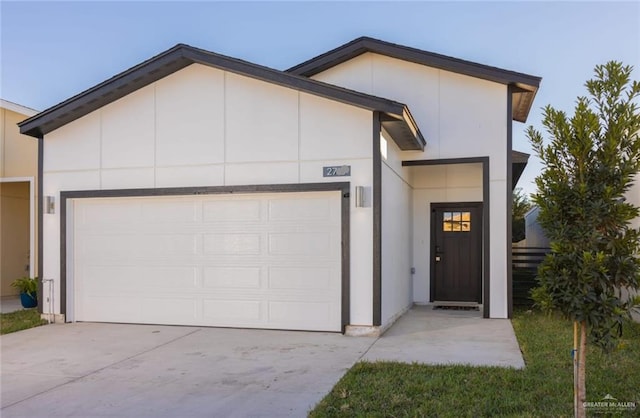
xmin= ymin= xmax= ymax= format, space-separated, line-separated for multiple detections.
xmin=513 ymin=187 xmax=532 ymax=219
xmin=527 ymin=61 xmax=640 ymax=418
xmin=512 ymin=188 xmax=532 ymax=242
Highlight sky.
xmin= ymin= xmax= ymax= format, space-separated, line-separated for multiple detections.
xmin=1 ymin=1 xmax=639 ymax=196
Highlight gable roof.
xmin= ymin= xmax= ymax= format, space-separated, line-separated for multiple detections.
xmin=287 ymin=37 xmax=542 ymax=123
xmin=1 ymin=99 xmax=38 ymax=117
xmin=19 ymin=44 xmax=425 ymax=150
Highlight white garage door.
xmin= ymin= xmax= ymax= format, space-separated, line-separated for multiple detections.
xmin=71 ymin=191 xmax=342 ymax=331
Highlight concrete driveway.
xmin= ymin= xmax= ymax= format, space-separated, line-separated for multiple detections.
xmin=1 ymin=323 xmax=374 ymax=417
xmin=1 ymin=307 xmax=524 ymax=417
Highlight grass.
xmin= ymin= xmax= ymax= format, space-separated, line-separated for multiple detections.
xmin=310 ymin=310 xmax=640 ymax=417
xmin=0 ymin=308 xmax=48 ymax=335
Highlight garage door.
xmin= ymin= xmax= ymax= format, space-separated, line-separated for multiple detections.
xmin=71 ymin=191 xmax=342 ymax=331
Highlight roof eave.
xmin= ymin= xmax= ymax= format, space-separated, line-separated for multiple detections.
xmin=1 ymin=99 xmax=39 ymax=117
xmin=20 ymin=43 xmax=416 ymax=139
xmin=287 ymin=37 xmax=370 ymax=76
xmin=380 ymin=106 xmax=426 ymax=151
xmin=512 ymin=87 xmax=539 ymax=123
xmin=19 ymin=45 xmax=191 ymax=137
xmin=182 ymin=46 xmax=410 ymax=116
xmin=288 ymin=37 xmax=542 ymax=122
xmin=288 ymin=37 xmax=542 ymax=87
xmin=512 ymin=149 xmax=530 ymax=188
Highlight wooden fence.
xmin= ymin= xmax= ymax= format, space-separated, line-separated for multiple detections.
xmin=512 ymin=247 xmax=550 ymax=307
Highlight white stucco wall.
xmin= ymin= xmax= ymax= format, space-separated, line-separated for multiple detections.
xmin=42 ymin=63 xmax=374 ymax=325
xmin=380 ymin=134 xmax=413 ymax=326
xmin=314 ymin=53 xmax=510 ymax=317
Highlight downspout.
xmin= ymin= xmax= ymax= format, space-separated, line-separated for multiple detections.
xmin=506 ymin=85 xmax=514 ymax=318
xmin=37 ymin=135 xmax=44 ymax=314
xmin=372 ymin=112 xmax=382 ymax=326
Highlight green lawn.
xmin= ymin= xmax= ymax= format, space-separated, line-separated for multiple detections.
xmin=310 ymin=310 xmax=640 ymax=417
xmin=0 ymin=308 xmax=48 ymax=335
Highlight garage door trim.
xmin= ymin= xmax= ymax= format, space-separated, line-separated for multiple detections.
xmin=60 ymin=182 xmax=350 ymax=332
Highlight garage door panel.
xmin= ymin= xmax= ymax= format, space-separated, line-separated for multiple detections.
xmin=78 ymin=202 xmax=141 ymax=225
xmin=203 ymin=267 xmax=262 ymax=289
xmin=80 ymin=295 xmax=142 ymax=322
xmin=147 ymin=266 xmax=199 ymax=288
xmin=203 ymin=233 xmax=261 ymax=255
xmin=203 ymin=299 xmax=262 ymax=322
xmin=268 ymin=301 xmax=336 ymax=329
xmin=135 ymin=234 xmax=200 ymax=256
xmin=73 ymin=190 xmax=342 ymax=331
xmin=268 ymin=197 xmax=334 ymax=221
xmin=78 ymin=233 xmax=200 ymax=258
xmin=141 ymin=200 xmax=200 ymax=223
xmin=80 ymin=266 xmax=199 ymax=292
xmin=268 ymin=232 xmax=335 ymax=256
xmin=203 ymin=200 xmax=262 ymax=221
xmin=140 ymin=298 xmax=198 ymax=322
xmin=268 ymin=267 xmax=336 ymax=290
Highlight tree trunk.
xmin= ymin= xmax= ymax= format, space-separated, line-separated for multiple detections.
xmin=576 ymin=321 xmax=587 ymax=418
xmin=573 ymin=322 xmax=579 ymax=418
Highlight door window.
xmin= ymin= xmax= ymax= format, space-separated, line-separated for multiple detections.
xmin=443 ymin=211 xmax=471 ymax=232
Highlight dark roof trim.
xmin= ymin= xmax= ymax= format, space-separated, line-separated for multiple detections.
xmin=19 ymin=44 xmax=424 ymax=150
xmin=511 ymin=150 xmax=530 ymax=164
xmin=19 ymin=44 xmax=191 ymax=138
xmin=287 ymin=37 xmax=542 ymax=123
xmin=512 ymin=150 xmax=530 ymax=187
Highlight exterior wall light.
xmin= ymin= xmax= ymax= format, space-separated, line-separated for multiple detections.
xmin=45 ymin=196 xmax=55 ymax=214
xmin=355 ymin=186 xmax=366 ymax=208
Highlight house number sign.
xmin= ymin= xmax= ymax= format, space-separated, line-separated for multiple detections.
xmin=323 ymin=165 xmax=351 ymax=177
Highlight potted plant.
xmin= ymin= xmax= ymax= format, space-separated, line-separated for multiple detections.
xmin=11 ymin=276 xmax=38 ymax=308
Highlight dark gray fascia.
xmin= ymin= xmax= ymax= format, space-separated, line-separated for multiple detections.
xmin=512 ymin=150 xmax=530 ymax=188
xmin=19 ymin=45 xmax=191 ymax=138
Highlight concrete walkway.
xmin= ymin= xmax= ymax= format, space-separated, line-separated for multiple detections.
xmin=363 ymin=305 xmax=525 ymax=368
xmin=1 ymin=306 xmax=524 ymax=417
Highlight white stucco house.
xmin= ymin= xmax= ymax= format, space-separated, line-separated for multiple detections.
xmin=18 ymin=37 xmax=540 ymax=334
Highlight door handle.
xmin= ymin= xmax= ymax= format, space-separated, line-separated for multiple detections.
xmin=435 ymin=255 xmax=442 ymax=262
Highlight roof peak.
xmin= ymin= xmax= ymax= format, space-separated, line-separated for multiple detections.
xmin=18 ymin=42 xmax=424 ymax=150
xmin=287 ymin=36 xmax=541 ymax=122
xmin=288 ymin=36 xmax=540 ymax=86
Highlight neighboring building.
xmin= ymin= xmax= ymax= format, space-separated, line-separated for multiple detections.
xmin=628 ymin=176 xmax=640 ymax=321
xmin=18 ymin=38 xmax=540 ymax=334
xmin=516 ymin=206 xmax=550 ymax=248
xmin=0 ymin=99 xmax=38 ymax=297
xmin=519 ymin=174 xmax=640 ymax=249
xmin=630 ymin=175 xmax=640 ymax=230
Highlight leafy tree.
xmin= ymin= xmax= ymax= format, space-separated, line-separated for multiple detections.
xmin=512 ymin=188 xmax=532 ymax=242
xmin=513 ymin=187 xmax=532 ymax=219
xmin=527 ymin=61 xmax=640 ymax=418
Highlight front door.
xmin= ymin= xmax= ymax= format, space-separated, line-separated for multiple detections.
xmin=431 ymin=203 xmax=482 ymax=303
